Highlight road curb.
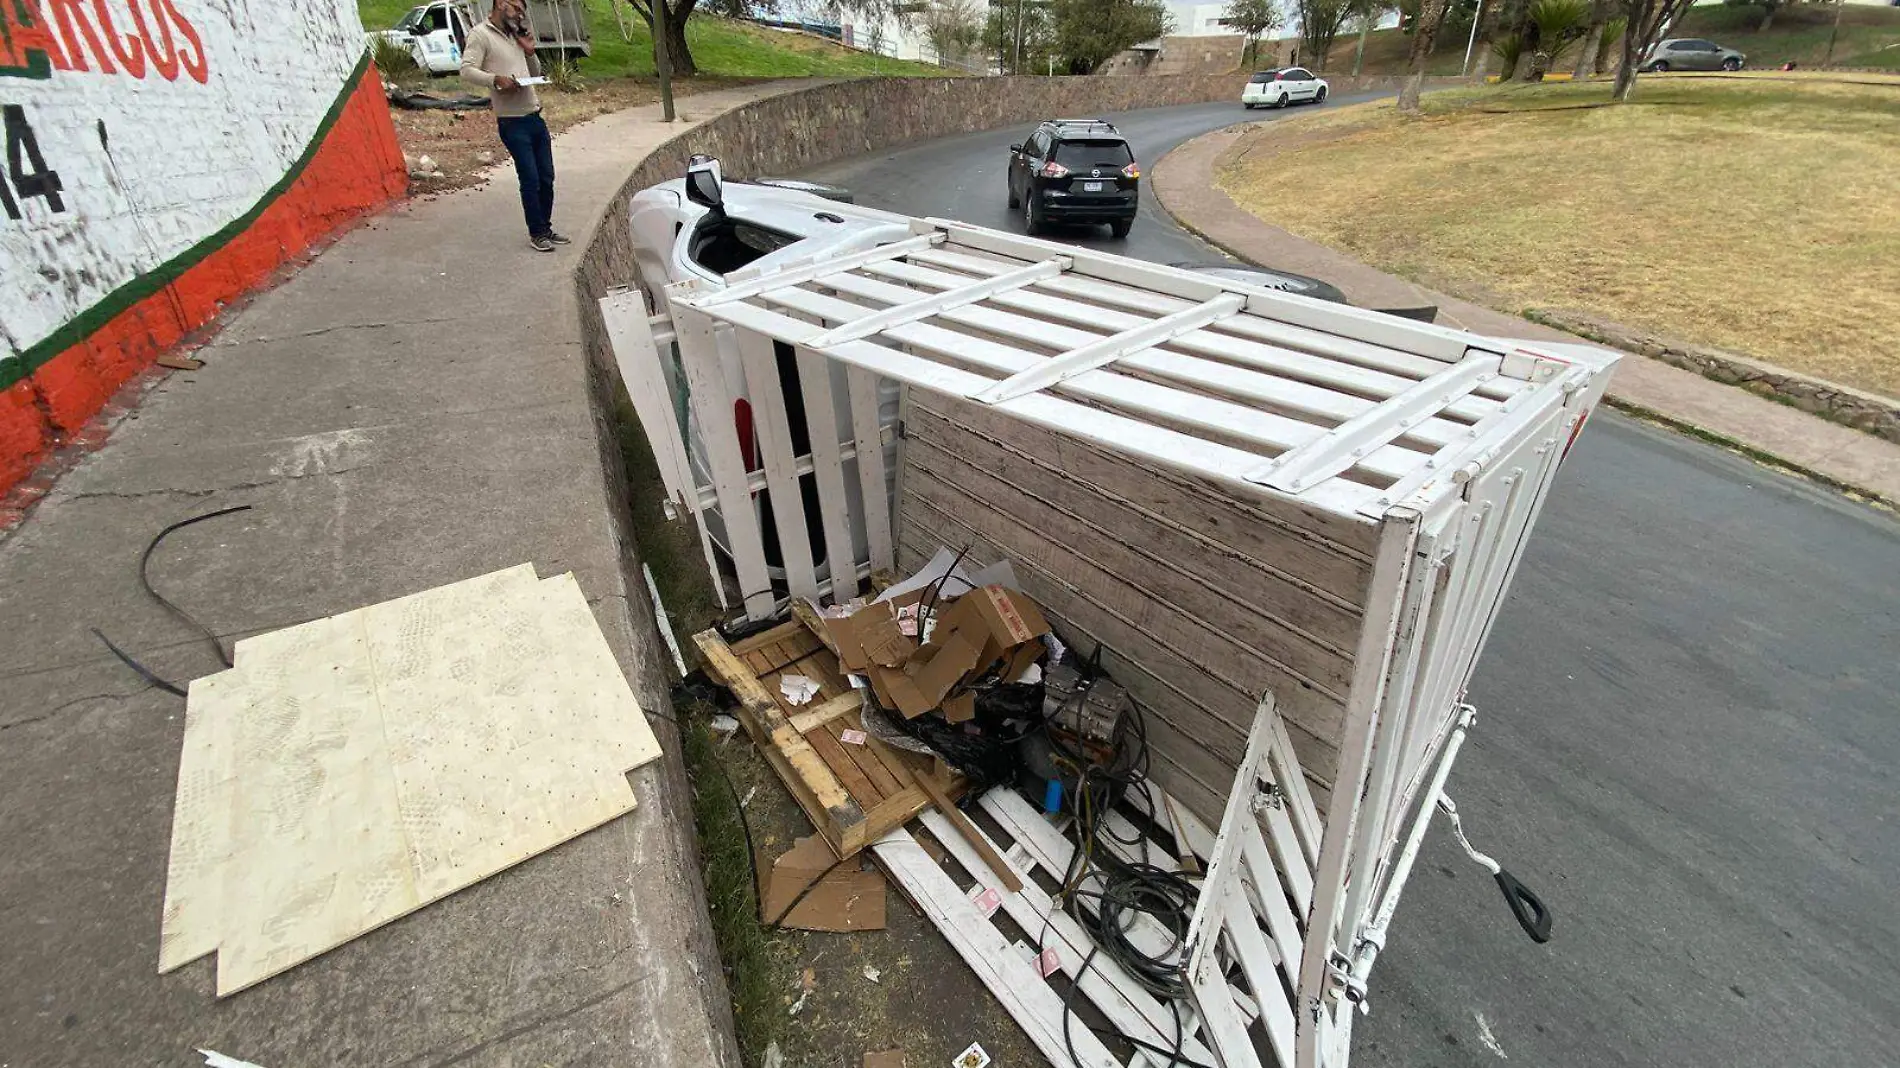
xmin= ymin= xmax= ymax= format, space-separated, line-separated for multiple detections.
xmin=1151 ymin=119 xmax=1900 ymax=511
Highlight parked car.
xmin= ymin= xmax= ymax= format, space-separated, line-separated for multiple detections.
xmin=1006 ymin=119 xmax=1142 ymax=239
xmin=1642 ymin=38 xmax=1745 ymax=72
xmin=1242 ymin=68 xmax=1328 ymax=109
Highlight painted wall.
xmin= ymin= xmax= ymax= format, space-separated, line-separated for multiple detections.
xmin=0 ymin=0 xmax=407 ymax=493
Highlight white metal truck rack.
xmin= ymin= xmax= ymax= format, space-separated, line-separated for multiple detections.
xmin=607 ymin=212 xmax=1616 ymax=1068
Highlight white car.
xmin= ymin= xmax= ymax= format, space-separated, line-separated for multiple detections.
xmin=371 ymin=1 xmax=474 ymax=75
xmin=1242 ymin=67 xmax=1328 ymax=109
xmin=627 ymin=160 xmax=914 ymax=581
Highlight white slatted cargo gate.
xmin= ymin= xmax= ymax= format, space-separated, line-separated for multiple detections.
xmin=605 ymin=216 xmax=1617 ymax=1067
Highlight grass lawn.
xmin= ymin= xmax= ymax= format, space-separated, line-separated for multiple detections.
xmin=358 ymin=0 xmax=949 ymax=78
xmin=1216 ymin=75 xmax=1900 ymax=399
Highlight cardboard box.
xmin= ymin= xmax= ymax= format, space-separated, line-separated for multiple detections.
xmin=870 ymin=585 xmax=1050 ymax=719
xmin=819 ymin=599 xmax=917 ymax=673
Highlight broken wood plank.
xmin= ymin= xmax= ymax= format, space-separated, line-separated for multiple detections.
xmin=917 ymin=771 xmax=1022 ymax=894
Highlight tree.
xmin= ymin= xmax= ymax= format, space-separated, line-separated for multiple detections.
xmin=1349 ymin=0 xmax=1393 ymax=75
xmin=1612 ymin=0 xmax=1695 ymax=101
xmin=625 ymin=0 xmax=701 ymax=78
xmin=1049 ymin=0 xmax=1170 ymax=74
xmin=628 ymin=0 xmax=909 ymax=78
xmin=1524 ymin=0 xmax=1588 ymax=77
xmin=1571 ymin=0 xmax=1613 ymax=78
xmin=1396 ymin=0 xmax=1449 ymax=112
xmin=1294 ymin=0 xmax=1355 ymax=70
xmin=986 ymin=0 xmax=1055 ymax=74
xmin=1723 ymin=0 xmax=1783 ymax=33
xmin=1224 ymin=0 xmax=1285 ymax=69
xmin=919 ymin=0 xmax=984 ymax=67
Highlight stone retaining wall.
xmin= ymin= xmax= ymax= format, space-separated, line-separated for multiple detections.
xmin=1530 ymin=309 xmax=1900 ymax=445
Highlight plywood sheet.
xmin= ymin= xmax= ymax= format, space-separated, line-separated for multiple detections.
xmin=159 ymin=565 xmax=657 ymax=996
xmin=158 ymin=670 xmax=242 ymax=973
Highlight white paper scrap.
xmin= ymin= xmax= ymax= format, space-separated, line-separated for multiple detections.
xmin=780 ymin=675 xmax=821 ymax=706
xmin=200 ymin=1051 xmax=268 ymax=1068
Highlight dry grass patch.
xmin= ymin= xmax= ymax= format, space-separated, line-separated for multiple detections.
xmin=1216 ymin=75 xmax=1900 ymax=399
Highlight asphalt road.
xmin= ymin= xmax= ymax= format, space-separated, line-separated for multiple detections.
xmin=802 ymin=100 xmax=1900 ymax=1067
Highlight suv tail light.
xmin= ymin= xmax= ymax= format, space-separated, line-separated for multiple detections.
xmin=1040 ymin=161 xmax=1070 ymax=179
xmin=1121 ymin=162 xmax=1141 ymax=179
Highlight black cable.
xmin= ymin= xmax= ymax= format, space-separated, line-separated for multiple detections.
xmin=89 ymin=628 xmax=187 ymax=697
xmin=92 ymin=505 xmax=254 ymax=697
xmin=141 ymin=505 xmax=252 ymax=669
xmin=709 ymin=748 xmax=766 ymax=922
xmin=1030 ymin=653 xmax=1213 ymax=1068
xmin=767 ymin=853 xmax=852 ymax=927
xmin=917 ymin=541 xmax=974 ymax=634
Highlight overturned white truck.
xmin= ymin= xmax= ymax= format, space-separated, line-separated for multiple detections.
xmin=604 ymin=158 xmax=1619 ymax=1068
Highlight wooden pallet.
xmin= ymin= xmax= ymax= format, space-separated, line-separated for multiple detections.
xmin=694 ymin=621 xmax=962 ymax=858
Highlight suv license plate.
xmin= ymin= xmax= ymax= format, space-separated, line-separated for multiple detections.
xmin=1082 ymin=181 xmax=1104 ymax=193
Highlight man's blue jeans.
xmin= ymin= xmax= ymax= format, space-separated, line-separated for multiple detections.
xmin=497 ymin=110 xmax=554 ymax=238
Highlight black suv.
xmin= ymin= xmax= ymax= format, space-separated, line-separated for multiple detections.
xmin=1007 ymin=119 xmax=1140 ymax=239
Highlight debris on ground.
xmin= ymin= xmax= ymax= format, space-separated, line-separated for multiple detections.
xmin=404 ymin=152 xmax=445 ymax=179
xmin=386 ymin=87 xmax=490 ymax=111
xmin=952 ymin=1043 xmax=990 ymax=1068
xmin=764 ymin=835 xmax=887 ymax=932
xmin=862 ymin=1050 xmax=904 ymax=1068
xmin=780 ymin=673 xmax=821 ymax=706
xmin=199 ymin=1050 xmax=267 ymax=1068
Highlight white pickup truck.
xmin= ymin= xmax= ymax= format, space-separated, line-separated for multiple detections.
xmin=605 ymin=154 xmax=1618 ymax=1068
xmin=368 ymin=0 xmax=590 ymax=76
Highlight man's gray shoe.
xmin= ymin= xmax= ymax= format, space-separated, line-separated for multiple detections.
xmin=530 ymin=234 xmax=555 ymax=252
xmin=545 ymin=230 xmax=573 ymax=245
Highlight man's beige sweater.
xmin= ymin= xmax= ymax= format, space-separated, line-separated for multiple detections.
xmin=459 ymin=21 xmax=543 ymax=118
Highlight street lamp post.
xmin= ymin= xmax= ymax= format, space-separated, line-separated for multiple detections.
xmin=1462 ymin=0 xmax=1487 ymax=77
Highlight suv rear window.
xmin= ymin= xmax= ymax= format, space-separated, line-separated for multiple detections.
xmin=1053 ymin=139 xmax=1134 ymax=166
xmin=1249 ymin=71 xmax=1278 ymax=83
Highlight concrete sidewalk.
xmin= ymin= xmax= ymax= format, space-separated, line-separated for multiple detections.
xmin=0 ymin=81 xmax=800 ymax=1068
xmin=1153 ymin=123 xmax=1900 ymax=507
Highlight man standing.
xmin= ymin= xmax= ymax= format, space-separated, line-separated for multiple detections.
xmin=461 ymin=0 xmax=568 ymax=252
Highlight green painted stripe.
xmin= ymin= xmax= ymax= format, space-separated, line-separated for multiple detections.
xmin=1 ymin=51 xmax=380 ymax=392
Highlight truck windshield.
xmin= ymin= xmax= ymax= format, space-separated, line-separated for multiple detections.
xmin=394 ymin=6 xmax=427 ymax=30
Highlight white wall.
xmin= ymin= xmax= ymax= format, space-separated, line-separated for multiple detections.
xmin=0 ymin=0 xmax=372 ymax=368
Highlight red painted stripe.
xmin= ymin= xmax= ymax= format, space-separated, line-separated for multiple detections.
xmin=0 ymin=64 xmax=406 ymax=497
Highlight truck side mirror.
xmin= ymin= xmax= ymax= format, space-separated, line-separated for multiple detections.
xmin=686 ymin=154 xmax=724 ymax=213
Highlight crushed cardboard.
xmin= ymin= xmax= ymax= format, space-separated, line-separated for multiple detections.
xmin=764 ymin=834 xmax=888 ymax=932
xmin=819 ymin=584 xmax=1050 ymax=722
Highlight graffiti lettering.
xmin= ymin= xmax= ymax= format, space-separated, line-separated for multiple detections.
xmin=0 ymin=103 xmax=64 ymax=218
xmin=0 ymin=0 xmax=206 ymax=82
